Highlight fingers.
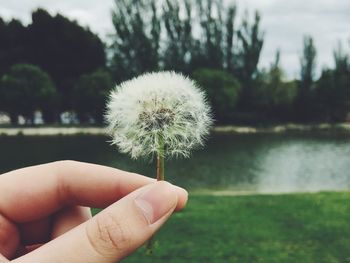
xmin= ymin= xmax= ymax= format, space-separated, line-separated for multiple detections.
xmin=51 ymin=206 xmax=92 ymax=239
xmin=7 ymin=206 xmax=91 ymax=250
xmin=12 ymin=182 xmax=187 ymax=263
xmin=19 ymin=218 xmax=51 ymax=248
xmin=0 ymin=214 xmax=19 ymax=259
xmin=0 ymin=160 xmax=155 ymax=222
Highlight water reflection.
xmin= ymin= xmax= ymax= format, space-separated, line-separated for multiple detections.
xmin=257 ymin=140 xmax=350 ymax=193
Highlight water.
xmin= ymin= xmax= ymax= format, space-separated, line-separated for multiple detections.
xmin=0 ymin=133 xmax=350 ymax=193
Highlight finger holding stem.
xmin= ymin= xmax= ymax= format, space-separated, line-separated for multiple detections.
xmin=105 ymin=72 xmax=212 ymax=257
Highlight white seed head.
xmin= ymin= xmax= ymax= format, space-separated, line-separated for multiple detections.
xmin=106 ymin=71 xmax=212 ymax=159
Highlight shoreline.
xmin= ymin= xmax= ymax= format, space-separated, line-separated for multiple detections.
xmin=1 ymin=123 xmax=350 ymax=136
xmin=214 ymin=123 xmax=350 ymax=134
xmin=0 ymin=127 xmax=106 ymax=136
xmin=191 ymin=189 xmax=350 ymax=196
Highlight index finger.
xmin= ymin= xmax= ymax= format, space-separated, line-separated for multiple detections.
xmin=0 ymin=161 xmax=156 ymax=222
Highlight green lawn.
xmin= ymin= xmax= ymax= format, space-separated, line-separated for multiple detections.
xmin=93 ymin=192 xmax=350 ymax=263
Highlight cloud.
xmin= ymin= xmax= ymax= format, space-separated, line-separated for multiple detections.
xmin=0 ymin=0 xmax=349 ymax=78
xmin=0 ymin=0 xmax=114 ymax=38
xmin=235 ymin=0 xmax=350 ymax=78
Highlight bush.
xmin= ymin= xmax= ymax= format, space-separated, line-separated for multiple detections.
xmin=192 ymin=68 xmax=241 ymax=124
xmin=254 ymin=72 xmax=297 ymax=107
xmin=0 ymin=63 xmax=57 ymax=124
xmin=72 ymin=69 xmax=113 ymax=124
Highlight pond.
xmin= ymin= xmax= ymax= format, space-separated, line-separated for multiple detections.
xmin=1 ymin=132 xmax=350 ymax=193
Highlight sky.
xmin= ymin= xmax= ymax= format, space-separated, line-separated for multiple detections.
xmin=0 ymin=0 xmax=349 ymax=79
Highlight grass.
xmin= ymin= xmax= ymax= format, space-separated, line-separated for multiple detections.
xmin=92 ymin=191 xmax=350 ymax=263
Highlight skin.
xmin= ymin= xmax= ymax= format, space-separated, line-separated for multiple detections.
xmin=0 ymin=160 xmax=188 ymax=263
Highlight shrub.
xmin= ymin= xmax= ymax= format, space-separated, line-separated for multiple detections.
xmin=72 ymin=69 xmax=113 ymax=124
xmin=193 ymin=68 xmax=241 ymax=124
xmin=0 ymin=63 xmax=57 ymax=124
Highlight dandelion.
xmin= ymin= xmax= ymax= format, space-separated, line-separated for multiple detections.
xmin=106 ymin=71 xmax=212 ymax=180
xmin=106 ymin=71 xmax=211 ymax=254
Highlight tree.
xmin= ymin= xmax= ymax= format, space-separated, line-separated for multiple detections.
xmin=315 ymin=69 xmax=337 ymax=121
xmin=195 ymin=0 xmax=225 ymax=70
xmin=300 ymin=36 xmax=317 ymax=91
xmin=235 ymin=11 xmax=264 ymax=108
xmin=26 ymin=9 xmax=106 ymax=111
xmin=0 ymin=18 xmax=28 ymax=77
xmin=295 ymin=35 xmax=317 ymax=121
xmin=193 ymin=68 xmax=241 ymax=123
xmin=332 ymin=42 xmax=350 ymax=120
xmin=72 ymin=70 xmax=113 ymax=123
xmin=0 ymin=64 xmax=56 ymax=124
xmin=162 ymin=0 xmax=194 ymax=73
xmin=224 ymin=5 xmax=237 ymax=72
xmin=254 ymin=50 xmax=297 ymax=120
xmin=110 ymin=0 xmax=160 ymax=83
xmin=316 ymin=42 xmax=350 ymax=121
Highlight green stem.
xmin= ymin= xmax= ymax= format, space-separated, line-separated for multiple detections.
xmin=157 ymin=154 xmax=165 ymax=181
xmin=157 ymin=137 xmax=165 ymax=181
xmin=146 ymin=136 xmax=165 ymax=255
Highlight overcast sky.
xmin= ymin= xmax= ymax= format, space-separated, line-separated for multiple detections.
xmin=0 ymin=0 xmax=349 ymax=79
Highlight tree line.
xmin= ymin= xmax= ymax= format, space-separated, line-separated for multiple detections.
xmin=0 ymin=9 xmax=109 ymax=124
xmin=0 ymin=0 xmax=349 ymax=125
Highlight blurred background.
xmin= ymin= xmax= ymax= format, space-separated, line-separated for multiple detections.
xmin=1 ymin=0 xmax=350 ymax=262
xmin=0 ymin=0 xmax=349 ymax=125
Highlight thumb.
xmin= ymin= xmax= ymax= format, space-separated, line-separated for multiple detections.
xmin=13 ymin=181 xmax=187 ymax=263
xmin=0 ymin=254 xmax=9 ymax=262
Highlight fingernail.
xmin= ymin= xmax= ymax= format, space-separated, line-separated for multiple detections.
xmin=134 ymin=182 xmax=177 ymax=225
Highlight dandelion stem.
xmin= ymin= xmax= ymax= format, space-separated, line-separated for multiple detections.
xmin=146 ymin=136 xmax=165 ymax=255
xmin=157 ymin=137 xmax=165 ymax=181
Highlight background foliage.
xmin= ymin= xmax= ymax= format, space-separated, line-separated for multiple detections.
xmin=0 ymin=0 xmax=349 ymax=125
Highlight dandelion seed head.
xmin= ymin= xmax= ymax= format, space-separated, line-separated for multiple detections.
xmin=106 ymin=71 xmax=212 ymax=159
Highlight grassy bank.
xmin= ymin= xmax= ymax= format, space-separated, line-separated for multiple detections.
xmin=93 ymin=192 xmax=350 ymax=263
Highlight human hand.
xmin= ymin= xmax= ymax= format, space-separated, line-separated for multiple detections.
xmin=0 ymin=161 xmax=188 ymax=262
